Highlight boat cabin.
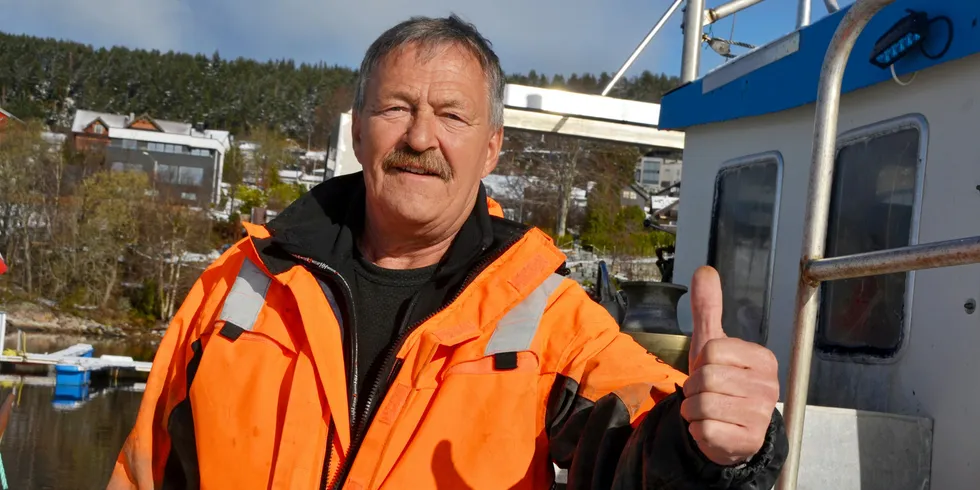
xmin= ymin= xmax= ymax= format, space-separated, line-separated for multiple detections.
xmin=659 ymin=0 xmax=977 ymax=488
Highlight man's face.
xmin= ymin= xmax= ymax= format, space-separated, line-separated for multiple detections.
xmin=352 ymin=42 xmax=503 ymax=229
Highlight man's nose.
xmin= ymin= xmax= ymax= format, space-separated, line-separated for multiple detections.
xmin=404 ymin=109 xmax=439 ymax=153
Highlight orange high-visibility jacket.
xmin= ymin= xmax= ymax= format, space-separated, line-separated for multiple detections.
xmin=108 ymin=173 xmax=786 ymax=490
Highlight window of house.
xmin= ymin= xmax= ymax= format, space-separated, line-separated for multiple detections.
xmin=178 ymin=166 xmax=205 ymax=187
xmin=156 ymin=164 xmax=179 ymax=184
xmin=817 ymin=117 xmax=925 ymax=358
xmin=707 ymin=153 xmax=782 ymax=345
xmin=110 ymin=161 xmax=143 ymax=173
xmin=181 ymin=192 xmax=197 ymax=201
xmin=122 ymin=139 xmax=138 ymax=150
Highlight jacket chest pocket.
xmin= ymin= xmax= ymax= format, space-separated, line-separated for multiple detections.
xmin=183 ymin=323 xmax=302 ymax=477
xmin=392 ymin=350 xmax=547 ymax=489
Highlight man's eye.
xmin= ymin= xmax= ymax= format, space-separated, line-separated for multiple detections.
xmin=443 ymin=113 xmax=463 ymax=122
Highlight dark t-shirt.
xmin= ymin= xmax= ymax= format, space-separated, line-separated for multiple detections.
xmin=350 ymin=251 xmax=437 ymax=416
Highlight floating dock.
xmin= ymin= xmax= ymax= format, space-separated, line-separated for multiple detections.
xmin=0 ymin=311 xmax=152 ymax=393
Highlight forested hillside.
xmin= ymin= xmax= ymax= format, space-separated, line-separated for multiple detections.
xmin=0 ymin=31 xmax=681 ymax=148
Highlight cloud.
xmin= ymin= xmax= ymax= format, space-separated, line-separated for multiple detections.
xmin=0 ymin=0 xmax=201 ymax=53
xmin=191 ymin=0 xmax=679 ymax=76
xmin=0 ymin=0 xmax=681 ymax=77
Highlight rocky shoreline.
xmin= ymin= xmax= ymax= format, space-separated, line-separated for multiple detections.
xmin=0 ymin=301 xmax=165 ymax=339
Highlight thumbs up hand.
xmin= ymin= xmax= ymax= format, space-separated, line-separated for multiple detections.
xmin=681 ymin=266 xmax=780 ymax=466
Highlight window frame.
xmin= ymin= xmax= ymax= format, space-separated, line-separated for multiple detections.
xmin=706 ymin=151 xmax=784 ymax=346
xmin=815 ymin=113 xmax=929 ymax=364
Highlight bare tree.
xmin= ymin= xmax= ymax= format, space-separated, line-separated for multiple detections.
xmin=502 ymin=131 xmax=641 ymax=239
xmin=138 ymin=197 xmax=211 ymax=320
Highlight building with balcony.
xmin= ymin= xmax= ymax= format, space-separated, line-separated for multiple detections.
xmin=70 ymin=110 xmax=232 ymax=206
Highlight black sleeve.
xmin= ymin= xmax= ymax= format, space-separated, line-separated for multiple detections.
xmin=547 ymin=377 xmax=788 ymax=490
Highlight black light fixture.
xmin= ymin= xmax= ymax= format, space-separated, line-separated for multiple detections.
xmin=870 ymin=9 xmax=954 ymax=69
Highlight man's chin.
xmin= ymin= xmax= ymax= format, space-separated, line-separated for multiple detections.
xmin=375 ymin=196 xmax=448 ymax=225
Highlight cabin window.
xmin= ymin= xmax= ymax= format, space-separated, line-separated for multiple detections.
xmin=817 ymin=117 xmax=925 ymax=358
xmin=707 ymin=153 xmax=782 ymax=345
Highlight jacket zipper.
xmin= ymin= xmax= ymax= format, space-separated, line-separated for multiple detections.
xmin=286 ymin=253 xmax=359 ymax=490
xmin=320 ymin=421 xmax=337 ymax=489
xmin=290 ymin=253 xmax=361 ymax=422
xmin=329 ymin=232 xmax=525 ymax=489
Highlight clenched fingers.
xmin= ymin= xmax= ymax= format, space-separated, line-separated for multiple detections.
xmin=692 ymin=337 xmax=778 ymax=376
xmin=680 ymin=392 xmax=774 ymax=427
xmin=688 ymin=419 xmax=765 ymax=466
xmin=682 ymin=364 xmax=780 ymax=401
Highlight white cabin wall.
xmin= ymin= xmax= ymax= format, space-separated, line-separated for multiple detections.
xmin=673 ymin=53 xmax=980 ymax=488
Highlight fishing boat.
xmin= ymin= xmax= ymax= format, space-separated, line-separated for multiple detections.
xmin=639 ymin=0 xmax=980 ymax=488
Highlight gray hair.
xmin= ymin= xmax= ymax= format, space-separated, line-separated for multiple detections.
xmin=352 ymin=14 xmax=506 ymax=129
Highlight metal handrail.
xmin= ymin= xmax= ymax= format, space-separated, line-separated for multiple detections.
xmin=807 ymin=236 xmax=980 ymax=283
xmin=777 ymin=0 xmax=897 ymax=488
xmin=777 ymin=0 xmax=980 ymax=486
xmin=705 ymin=0 xmax=766 ymax=25
xmin=797 ymin=0 xmax=812 ymax=28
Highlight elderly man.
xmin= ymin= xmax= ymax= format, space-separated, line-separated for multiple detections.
xmin=108 ymin=14 xmax=787 ymax=490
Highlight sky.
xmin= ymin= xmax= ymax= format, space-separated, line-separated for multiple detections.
xmin=0 ymin=0 xmax=854 ymax=81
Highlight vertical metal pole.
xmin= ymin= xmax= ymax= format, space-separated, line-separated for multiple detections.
xmin=797 ymin=0 xmax=812 ymax=28
xmin=776 ymin=1 xmax=896 ymax=489
xmin=681 ymin=0 xmax=707 ymax=83
xmin=602 ymin=0 xmax=686 ymax=96
xmin=0 ymin=312 xmax=5 ymax=355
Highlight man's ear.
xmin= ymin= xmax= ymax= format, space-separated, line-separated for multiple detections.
xmin=352 ymin=111 xmax=362 ymax=159
xmin=483 ymin=126 xmax=504 ymax=177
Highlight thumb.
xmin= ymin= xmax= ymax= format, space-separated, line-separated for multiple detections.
xmin=689 ymin=266 xmax=726 ymax=368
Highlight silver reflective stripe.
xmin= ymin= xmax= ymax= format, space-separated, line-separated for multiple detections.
xmin=554 ymin=465 xmax=568 ymax=484
xmin=218 ymin=258 xmax=272 ymax=331
xmin=485 ymin=273 xmax=566 ymax=355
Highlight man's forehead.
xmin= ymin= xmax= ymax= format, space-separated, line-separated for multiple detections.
xmin=379 ymin=41 xmax=480 ymax=72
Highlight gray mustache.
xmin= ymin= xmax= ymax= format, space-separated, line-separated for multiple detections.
xmin=382 ymin=148 xmax=453 ymax=182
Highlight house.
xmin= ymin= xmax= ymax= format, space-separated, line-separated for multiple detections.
xmin=0 ymin=107 xmax=18 ymax=131
xmin=70 ymin=110 xmax=233 ymax=206
xmin=635 ymin=150 xmax=683 ymax=193
xmin=619 ymin=182 xmax=651 ymax=209
xmin=0 ymin=107 xmax=25 ymax=134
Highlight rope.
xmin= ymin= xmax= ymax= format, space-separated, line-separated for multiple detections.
xmin=729 ymin=13 xmax=738 ymax=43
xmin=703 ymin=35 xmax=757 ymax=59
xmin=723 ymin=38 xmax=756 ymax=50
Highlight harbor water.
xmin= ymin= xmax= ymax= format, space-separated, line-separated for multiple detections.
xmin=0 ymin=334 xmax=157 ymax=489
